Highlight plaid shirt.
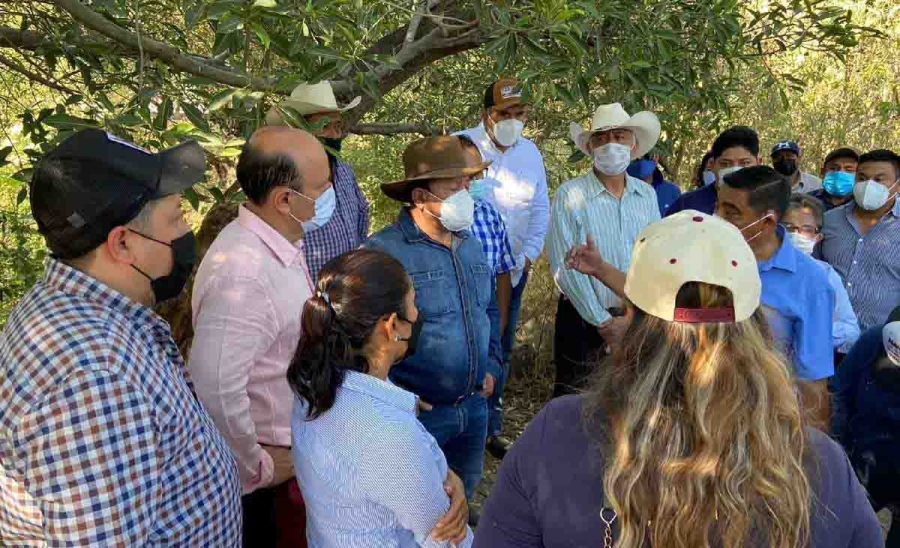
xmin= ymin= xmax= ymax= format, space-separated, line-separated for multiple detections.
xmin=0 ymin=259 xmax=242 ymax=546
xmin=472 ymin=199 xmax=516 ymax=276
xmin=303 ymin=157 xmax=370 ymax=282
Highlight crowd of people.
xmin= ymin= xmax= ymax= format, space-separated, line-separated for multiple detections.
xmin=0 ymin=76 xmax=898 ymax=547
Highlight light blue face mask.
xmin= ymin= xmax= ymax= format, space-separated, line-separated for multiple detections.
xmin=823 ymin=170 xmax=855 ymax=197
xmin=469 ymin=179 xmax=489 ymax=201
xmin=290 ymin=186 xmax=336 ymax=234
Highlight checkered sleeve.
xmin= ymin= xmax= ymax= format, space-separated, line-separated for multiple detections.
xmin=493 ymin=208 xmax=517 ymax=276
xmin=13 ymin=368 xmax=160 ymax=545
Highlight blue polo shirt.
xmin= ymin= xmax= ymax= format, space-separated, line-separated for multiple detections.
xmin=664 ymin=183 xmax=717 ymax=216
xmin=652 ymin=180 xmax=682 ymax=217
xmin=759 ymin=226 xmax=835 ymax=381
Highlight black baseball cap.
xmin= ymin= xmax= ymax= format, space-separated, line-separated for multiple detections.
xmin=771 ymin=140 xmax=801 ymax=157
xmin=29 ymin=128 xmax=205 ymax=259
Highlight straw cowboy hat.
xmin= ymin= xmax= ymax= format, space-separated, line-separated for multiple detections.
xmin=380 ymin=136 xmax=492 ymax=203
xmin=266 ymin=81 xmax=361 ymax=125
xmin=569 ymin=103 xmax=661 ymax=159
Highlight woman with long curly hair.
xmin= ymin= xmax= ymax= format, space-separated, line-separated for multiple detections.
xmin=474 ymin=211 xmax=883 ymax=548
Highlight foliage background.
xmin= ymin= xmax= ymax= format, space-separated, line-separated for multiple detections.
xmin=1 ymin=0 xmax=899 ymax=381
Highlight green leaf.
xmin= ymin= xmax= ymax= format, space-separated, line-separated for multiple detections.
xmin=180 ymin=102 xmax=210 ymax=131
xmin=0 ymin=146 xmax=13 ymax=165
xmin=153 ymin=98 xmax=174 ymax=130
xmin=251 ymin=22 xmax=271 ymax=50
xmin=217 ymin=13 xmax=245 ymax=34
xmin=216 ymin=147 xmax=243 ymax=158
xmin=208 ymin=89 xmax=240 ymax=111
xmin=208 ymin=187 xmax=226 ymax=202
xmin=253 ymin=0 xmax=277 ymax=7
xmin=306 ymin=46 xmax=344 ymax=61
xmin=43 ymin=113 xmax=99 ymax=131
xmin=183 ymin=187 xmax=201 ymax=210
xmin=16 ymin=187 xmax=27 ymax=205
xmin=118 ymin=113 xmax=145 ymax=127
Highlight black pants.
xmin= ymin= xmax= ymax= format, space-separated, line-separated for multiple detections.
xmin=852 ymin=446 xmax=900 ymax=547
xmin=241 ymin=479 xmax=307 ymax=548
xmin=553 ymin=296 xmax=608 ymax=398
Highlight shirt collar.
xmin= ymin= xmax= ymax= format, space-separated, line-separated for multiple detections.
xmin=587 ymin=171 xmax=652 ymax=199
xmin=342 ymin=370 xmax=417 ymax=414
xmin=397 ymin=206 xmax=470 ymax=244
xmin=238 ymin=205 xmax=304 ymax=267
xmin=43 ymin=258 xmax=162 ymax=328
xmin=758 ymin=225 xmax=797 ymax=273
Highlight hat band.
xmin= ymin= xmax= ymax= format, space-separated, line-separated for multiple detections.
xmin=673 ymin=307 xmax=736 ymax=324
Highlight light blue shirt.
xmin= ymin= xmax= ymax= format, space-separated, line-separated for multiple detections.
xmin=547 ymin=172 xmax=660 ymax=326
xmin=292 ymin=371 xmax=474 ymax=548
xmin=759 ymin=226 xmax=836 ymax=381
xmin=814 ymin=259 xmax=860 ymax=353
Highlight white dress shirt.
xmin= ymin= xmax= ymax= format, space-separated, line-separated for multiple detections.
xmin=456 ymin=124 xmax=550 ymax=286
xmin=548 ymin=172 xmax=660 ymax=326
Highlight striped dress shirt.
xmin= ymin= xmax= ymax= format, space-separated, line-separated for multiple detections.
xmin=292 ymin=371 xmax=473 ymax=547
xmin=548 ymin=172 xmax=660 ymax=326
xmin=816 ymin=199 xmax=900 ymax=331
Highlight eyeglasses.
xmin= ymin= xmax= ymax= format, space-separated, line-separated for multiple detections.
xmin=780 ymin=223 xmax=819 ymax=237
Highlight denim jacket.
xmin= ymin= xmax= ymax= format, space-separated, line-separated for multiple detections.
xmin=363 ymin=208 xmax=503 ymax=405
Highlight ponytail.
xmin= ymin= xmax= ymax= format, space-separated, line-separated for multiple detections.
xmin=286 ymin=250 xmax=411 ymax=419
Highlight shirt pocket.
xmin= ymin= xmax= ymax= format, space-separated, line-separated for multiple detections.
xmin=411 ymin=269 xmax=453 ymax=317
xmin=470 ymin=263 xmax=492 ymax=308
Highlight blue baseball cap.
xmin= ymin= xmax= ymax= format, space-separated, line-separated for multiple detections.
xmin=771 ymin=140 xmax=801 ymax=157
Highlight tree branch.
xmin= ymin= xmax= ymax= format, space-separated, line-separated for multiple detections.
xmin=0 ymin=52 xmax=77 ymax=93
xmin=51 ymin=0 xmax=280 ymax=92
xmin=349 ymin=122 xmax=438 ymax=136
xmin=0 ymin=27 xmax=49 ymax=51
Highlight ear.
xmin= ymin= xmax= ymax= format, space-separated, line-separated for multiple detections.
xmin=104 ymin=226 xmax=137 ymax=265
xmin=384 ymin=312 xmax=400 ymax=341
xmin=815 ymin=233 xmax=824 ymax=243
xmin=270 ymin=186 xmax=293 ymax=213
xmin=756 ymin=156 xmax=763 ymax=166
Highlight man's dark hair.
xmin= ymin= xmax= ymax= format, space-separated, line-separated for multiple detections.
xmin=858 ymin=149 xmax=900 ymax=179
xmin=236 ymin=142 xmax=302 ymax=205
xmin=711 ymin=126 xmax=759 ymax=159
xmin=723 ymin=165 xmax=791 ymax=220
xmin=822 ymin=147 xmax=859 ymax=168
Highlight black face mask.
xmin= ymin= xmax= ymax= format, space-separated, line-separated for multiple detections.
xmin=320 ymin=137 xmax=343 ymax=156
xmin=131 ymin=231 xmax=198 ymax=305
xmin=773 ymin=158 xmax=798 ymax=177
xmin=396 ymin=314 xmax=423 ymax=361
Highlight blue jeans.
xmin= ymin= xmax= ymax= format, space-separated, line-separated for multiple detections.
xmin=489 ymin=272 xmax=529 ymax=436
xmin=418 ymin=394 xmax=488 ymax=500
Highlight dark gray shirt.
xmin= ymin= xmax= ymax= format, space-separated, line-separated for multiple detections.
xmin=474 ymin=395 xmax=884 ymax=548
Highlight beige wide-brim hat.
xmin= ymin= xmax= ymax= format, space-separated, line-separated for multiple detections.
xmin=624 ymin=210 xmax=761 ymax=323
xmin=266 ymin=81 xmax=361 ymax=125
xmin=569 ymin=103 xmax=661 ymax=159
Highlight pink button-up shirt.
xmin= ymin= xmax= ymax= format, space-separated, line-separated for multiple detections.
xmin=189 ymin=206 xmax=313 ymax=494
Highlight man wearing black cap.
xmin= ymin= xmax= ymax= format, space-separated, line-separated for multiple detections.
xmin=0 ymin=129 xmax=241 ymax=545
xmin=771 ymin=139 xmax=822 ymax=194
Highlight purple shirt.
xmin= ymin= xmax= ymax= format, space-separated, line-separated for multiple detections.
xmin=474 ymin=395 xmax=883 ymax=548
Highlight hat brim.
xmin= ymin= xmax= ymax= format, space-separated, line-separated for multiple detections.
xmin=490 ymin=97 xmax=525 ymax=111
xmin=156 ymin=139 xmax=206 ymax=197
xmin=380 ymin=161 xmax=492 ymax=203
xmin=570 ymin=111 xmax=661 ymax=159
xmin=278 ymin=95 xmax=361 ymax=116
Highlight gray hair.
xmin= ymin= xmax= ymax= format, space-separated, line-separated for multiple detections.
xmin=787 ymin=194 xmax=825 ymax=228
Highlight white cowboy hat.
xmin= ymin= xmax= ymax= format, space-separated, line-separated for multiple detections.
xmin=569 ymin=103 xmax=661 ymax=159
xmin=269 ymin=81 xmax=361 ymax=122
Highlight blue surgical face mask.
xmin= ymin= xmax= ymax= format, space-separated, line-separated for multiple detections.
xmin=290 ymin=186 xmax=336 ymax=234
xmin=469 ymin=179 xmax=489 ymax=201
xmin=702 ymin=169 xmax=717 ymax=186
xmin=823 ymin=171 xmax=855 ymax=197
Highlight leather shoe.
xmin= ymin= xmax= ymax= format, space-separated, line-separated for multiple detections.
xmin=486 ymin=436 xmax=513 ymax=460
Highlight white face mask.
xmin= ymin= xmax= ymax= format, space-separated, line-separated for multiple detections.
xmin=593 ymin=143 xmax=632 ymax=176
xmin=292 ymin=186 xmax=336 ymax=234
xmin=787 ymin=231 xmax=817 ymax=255
xmin=739 ymin=213 xmax=773 ymax=243
xmin=489 ymin=119 xmax=524 ymax=148
xmin=884 ymin=321 xmax=900 ymax=367
xmin=717 ymin=166 xmax=743 ymax=187
xmin=424 ymin=189 xmax=475 ymax=232
xmin=854 ymin=179 xmax=899 ymax=211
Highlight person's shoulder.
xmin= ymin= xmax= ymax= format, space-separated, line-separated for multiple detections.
xmin=519 ymin=395 xmax=590 ymax=450
xmin=362 ymin=223 xmax=403 ymax=247
xmin=794 ymin=250 xmax=830 ymax=286
xmin=555 ymin=172 xmax=592 ymax=201
xmin=823 ymin=202 xmax=852 ymax=224
xmin=516 ymin=137 xmax=543 ymax=156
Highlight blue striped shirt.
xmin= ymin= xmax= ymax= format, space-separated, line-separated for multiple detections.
xmin=816 ymin=199 xmax=900 ymax=331
xmin=292 ymin=371 xmax=474 ymax=548
xmin=547 ymin=172 xmax=660 ymax=326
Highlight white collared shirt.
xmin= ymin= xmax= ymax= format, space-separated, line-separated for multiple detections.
xmin=456 ymin=124 xmax=550 ymax=286
xmin=548 ymin=172 xmax=660 ymax=326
